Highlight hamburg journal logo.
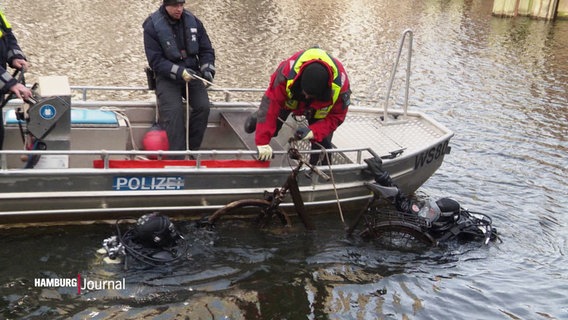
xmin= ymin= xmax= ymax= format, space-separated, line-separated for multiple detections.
xmin=34 ymin=274 xmax=126 ymax=294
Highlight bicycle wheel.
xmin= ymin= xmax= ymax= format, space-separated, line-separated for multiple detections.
xmin=359 ymin=220 xmax=436 ymax=251
xmin=206 ymin=199 xmax=292 ymax=229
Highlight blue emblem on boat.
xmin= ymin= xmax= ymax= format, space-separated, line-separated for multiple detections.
xmin=39 ymin=104 xmax=57 ymax=120
xmin=113 ymin=176 xmax=185 ymax=191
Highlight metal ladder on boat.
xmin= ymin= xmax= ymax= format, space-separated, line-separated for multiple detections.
xmin=382 ymin=29 xmax=413 ymax=124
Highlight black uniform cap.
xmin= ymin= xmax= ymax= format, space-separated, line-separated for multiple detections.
xmin=164 ymin=0 xmax=185 ymax=5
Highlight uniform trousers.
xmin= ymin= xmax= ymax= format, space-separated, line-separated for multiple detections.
xmin=155 ymin=76 xmax=210 ymax=155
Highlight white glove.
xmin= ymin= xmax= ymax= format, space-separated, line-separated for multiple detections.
xmin=295 ymin=127 xmax=314 ymax=141
xmin=182 ymin=69 xmax=195 ymax=82
xmin=257 ymin=145 xmax=273 ymax=161
xmin=301 ymin=130 xmax=314 ymax=141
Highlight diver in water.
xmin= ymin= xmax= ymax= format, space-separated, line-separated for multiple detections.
xmin=101 ymin=212 xmax=189 ymax=268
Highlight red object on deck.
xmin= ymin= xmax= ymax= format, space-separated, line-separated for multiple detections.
xmin=93 ymin=159 xmax=270 ymax=168
xmin=143 ymin=127 xmax=169 ymax=154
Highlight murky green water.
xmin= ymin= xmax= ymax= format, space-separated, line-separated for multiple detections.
xmin=1 ymin=0 xmax=567 ymax=319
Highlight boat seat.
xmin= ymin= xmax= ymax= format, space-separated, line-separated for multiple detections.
xmin=220 ymin=112 xmax=288 ymax=166
xmin=4 ymin=108 xmax=119 ymax=127
xmin=220 ymin=112 xmax=284 ymax=152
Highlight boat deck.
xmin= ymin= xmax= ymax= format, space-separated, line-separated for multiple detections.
xmin=334 ymin=109 xmax=448 ymax=162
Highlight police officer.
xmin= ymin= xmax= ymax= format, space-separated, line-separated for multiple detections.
xmin=143 ymin=0 xmax=215 ymax=155
xmin=0 ymin=10 xmax=32 ymax=149
xmin=252 ymin=47 xmax=351 ymax=165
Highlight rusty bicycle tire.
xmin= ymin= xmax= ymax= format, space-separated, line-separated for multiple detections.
xmin=207 ymin=199 xmax=292 ymax=228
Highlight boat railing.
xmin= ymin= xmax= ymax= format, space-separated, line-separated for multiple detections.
xmin=70 ymin=85 xmax=150 ymax=101
xmin=383 ymin=29 xmax=413 ymax=123
xmin=4 ymin=85 xmax=266 ymax=108
xmin=0 ymin=147 xmax=377 ymax=170
xmin=68 ymin=85 xmax=265 ymax=103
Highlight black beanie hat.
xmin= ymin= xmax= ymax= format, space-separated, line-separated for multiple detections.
xmin=164 ymin=0 xmax=185 ymax=5
xmin=301 ymin=62 xmax=330 ymax=100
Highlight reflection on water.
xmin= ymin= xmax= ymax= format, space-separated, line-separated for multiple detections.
xmin=2 ymin=0 xmax=568 ymax=318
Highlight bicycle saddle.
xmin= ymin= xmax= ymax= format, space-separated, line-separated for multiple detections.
xmin=364 ymin=182 xmax=400 ymax=199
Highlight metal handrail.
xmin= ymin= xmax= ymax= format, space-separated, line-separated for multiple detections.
xmin=5 ymin=86 xmax=266 ymax=106
xmin=0 ymin=147 xmax=378 ymax=170
xmin=68 ymin=85 xmax=265 ymax=102
xmin=383 ymin=29 xmax=413 ymax=123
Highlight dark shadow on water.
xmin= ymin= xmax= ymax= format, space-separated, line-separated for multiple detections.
xmin=1 ymin=213 xmax=502 ymax=319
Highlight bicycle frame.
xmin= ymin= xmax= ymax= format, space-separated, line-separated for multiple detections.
xmin=204 ymin=143 xmax=330 ymax=230
xmin=277 ymin=144 xmax=335 ymax=230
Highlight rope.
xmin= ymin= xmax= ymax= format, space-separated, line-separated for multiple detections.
xmin=314 ymin=141 xmax=346 ymax=228
xmin=190 ymin=73 xmax=230 ymax=95
xmin=154 ymin=97 xmax=159 ymax=123
xmin=100 ymin=106 xmax=140 ymax=156
xmin=185 ymin=81 xmax=190 ymax=152
xmin=182 ymin=75 xmax=234 ymax=154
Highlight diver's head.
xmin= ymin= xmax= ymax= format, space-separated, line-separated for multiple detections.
xmin=134 ymin=212 xmax=180 ymax=248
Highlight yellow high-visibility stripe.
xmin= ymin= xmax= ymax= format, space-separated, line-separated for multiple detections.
xmin=0 ymin=11 xmax=13 ymax=38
